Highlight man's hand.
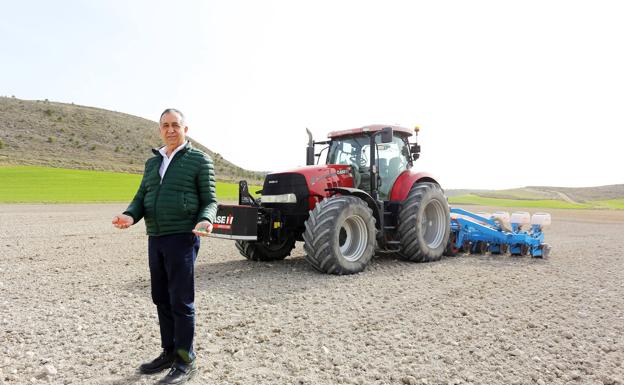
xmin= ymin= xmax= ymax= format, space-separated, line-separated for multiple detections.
xmin=112 ymin=214 xmax=134 ymax=229
xmin=192 ymin=221 xmax=213 ymax=236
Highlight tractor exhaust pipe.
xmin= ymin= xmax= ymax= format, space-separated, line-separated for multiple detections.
xmin=306 ymin=128 xmax=315 ymax=165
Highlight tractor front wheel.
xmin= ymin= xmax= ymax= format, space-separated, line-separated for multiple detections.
xmin=303 ymin=196 xmax=376 ymax=274
xmin=236 ymin=237 xmax=296 ymax=262
xmin=397 ymin=182 xmax=451 ymax=262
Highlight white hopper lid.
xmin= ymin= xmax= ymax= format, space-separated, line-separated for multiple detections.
xmin=531 ymin=212 xmax=552 ymax=226
xmin=510 ymin=211 xmax=531 ymax=225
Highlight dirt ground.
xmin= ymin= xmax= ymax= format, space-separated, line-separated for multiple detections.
xmin=0 ymin=204 xmax=623 ymax=385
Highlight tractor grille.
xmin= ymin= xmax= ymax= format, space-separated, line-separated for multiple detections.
xmin=262 ymin=173 xmax=309 ymax=216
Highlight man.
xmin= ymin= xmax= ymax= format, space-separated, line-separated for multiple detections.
xmin=112 ymin=108 xmax=217 ymax=384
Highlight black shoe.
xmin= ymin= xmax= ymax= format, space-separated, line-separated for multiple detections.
xmin=157 ymin=360 xmax=197 ymax=384
xmin=139 ymin=350 xmax=176 ymax=374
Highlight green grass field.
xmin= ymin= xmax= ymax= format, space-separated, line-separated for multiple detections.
xmin=448 ymin=194 xmax=592 ymax=209
xmin=0 ymin=166 xmax=260 ymax=203
xmin=2 ymin=166 xmax=622 ymax=209
xmin=588 ymin=199 xmax=624 ymax=209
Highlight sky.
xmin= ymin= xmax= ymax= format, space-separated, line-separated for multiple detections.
xmin=1 ymin=0 xmax=623 ymax=189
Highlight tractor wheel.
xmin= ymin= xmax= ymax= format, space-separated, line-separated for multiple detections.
xmin=397 ymin=183 xmax=451 ymax=262
xmin=236 ymin=237 xmax=296 ymax=262
xmin=303 ymin=196 xmax=376 ymax=274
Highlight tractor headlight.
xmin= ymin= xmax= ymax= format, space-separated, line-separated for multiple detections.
xmin=261 ymin=193 xmax=297 ymax=203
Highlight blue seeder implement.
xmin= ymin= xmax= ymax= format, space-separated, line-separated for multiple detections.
xmin=446 ymin=208 xmax=551 ymax=258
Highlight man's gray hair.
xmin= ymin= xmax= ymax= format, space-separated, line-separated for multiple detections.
xmin=160 ymin=108 xmax=185 ymax=125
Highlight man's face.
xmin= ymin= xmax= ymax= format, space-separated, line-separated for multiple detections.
xmin=160 ymin=112 xmax=188 ymax=148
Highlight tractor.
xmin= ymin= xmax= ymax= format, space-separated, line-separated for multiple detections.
xmin=211 ymin=124 xmax=451 ymax=274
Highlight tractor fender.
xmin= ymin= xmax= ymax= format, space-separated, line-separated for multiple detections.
xmin=389 ymin=171 xmax=441 ymax=201
xmin=325 ymin=187 xmax=381 ymax=230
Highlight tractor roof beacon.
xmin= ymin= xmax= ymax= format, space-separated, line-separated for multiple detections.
xmin=215 ymin=124 xmax=451 ymax=275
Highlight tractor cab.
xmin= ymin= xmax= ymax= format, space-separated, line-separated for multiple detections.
xmin=325 ymin=129 xmax=412 ymax=200
xmin=308 ymin=124 xmax=420 ymax=201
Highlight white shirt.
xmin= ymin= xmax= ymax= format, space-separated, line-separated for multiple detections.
xmin=158 ymin=141 xmax=188 ymax=181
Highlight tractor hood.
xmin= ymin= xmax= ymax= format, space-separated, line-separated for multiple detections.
xmin=266 ymin=164 xmax=354 ymax=189
xmin=262 ymin=165 xmax=355 ymax=206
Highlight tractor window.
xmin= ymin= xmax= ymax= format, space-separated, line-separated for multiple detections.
xmin=326 ymin=134 xmax=409 ymax=198
xmin=327 ymin=137 xmax=369 ymax=167
xmin=336 ymin=142 xmax=353 ymax=164
xmin=377 ymin=136 xmax=410 ymax=199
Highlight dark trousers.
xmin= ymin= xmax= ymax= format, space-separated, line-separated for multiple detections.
xmin=148 ymin=233 xmax=200 ymax=362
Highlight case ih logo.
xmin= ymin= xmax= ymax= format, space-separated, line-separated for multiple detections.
xmin=214 ymin=214 xmax=234 ymax=230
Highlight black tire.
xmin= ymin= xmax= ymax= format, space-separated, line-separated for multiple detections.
xmin=236 ymin=237 xmax=296 ymax=262
xmin=397 ymin=183 xmax=451 ymax=262
xmin=303 ymin=196 xmax=376 ymax=274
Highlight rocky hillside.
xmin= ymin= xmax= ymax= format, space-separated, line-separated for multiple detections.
xmin=0 ymin=97 xmax=265 ymax=183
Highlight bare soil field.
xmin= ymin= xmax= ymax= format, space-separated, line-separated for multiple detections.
xmin=1 ymin=204 xmax=623 ymax=385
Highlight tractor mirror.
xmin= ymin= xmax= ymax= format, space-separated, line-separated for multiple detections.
xmin=411 ymin=144 xmax=421 ymax=160
xmin=380 ymin=126 xmax=393 ymax=143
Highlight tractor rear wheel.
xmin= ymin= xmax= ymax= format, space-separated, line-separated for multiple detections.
xmin=397 ymin=183 xmax=450 ymax=262
xmin=236 ymin=237 xmax=296 ymax=262
xmin=303 ymin=196 xmax=376 ymax=274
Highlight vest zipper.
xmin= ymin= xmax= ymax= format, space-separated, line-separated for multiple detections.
xmin=154 ymin=147 xmax=186 ymax=234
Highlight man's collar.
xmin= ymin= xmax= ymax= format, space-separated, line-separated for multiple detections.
xmin=155 ymin=140 xmax=190 ymax=158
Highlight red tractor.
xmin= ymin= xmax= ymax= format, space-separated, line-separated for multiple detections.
xmin=212 ymin=125 xmax=451 ymax=274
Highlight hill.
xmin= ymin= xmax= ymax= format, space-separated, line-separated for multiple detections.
xmin=0 ymin=96 xmax=265 ymax=183
xmin=447 ymin=185 xmax=624 ymax=209
xmin=448 ymin=185 xmax=624 ymax=203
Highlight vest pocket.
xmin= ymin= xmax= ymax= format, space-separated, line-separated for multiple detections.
xmin=182 ymin=192 xmax=198 ymax=216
